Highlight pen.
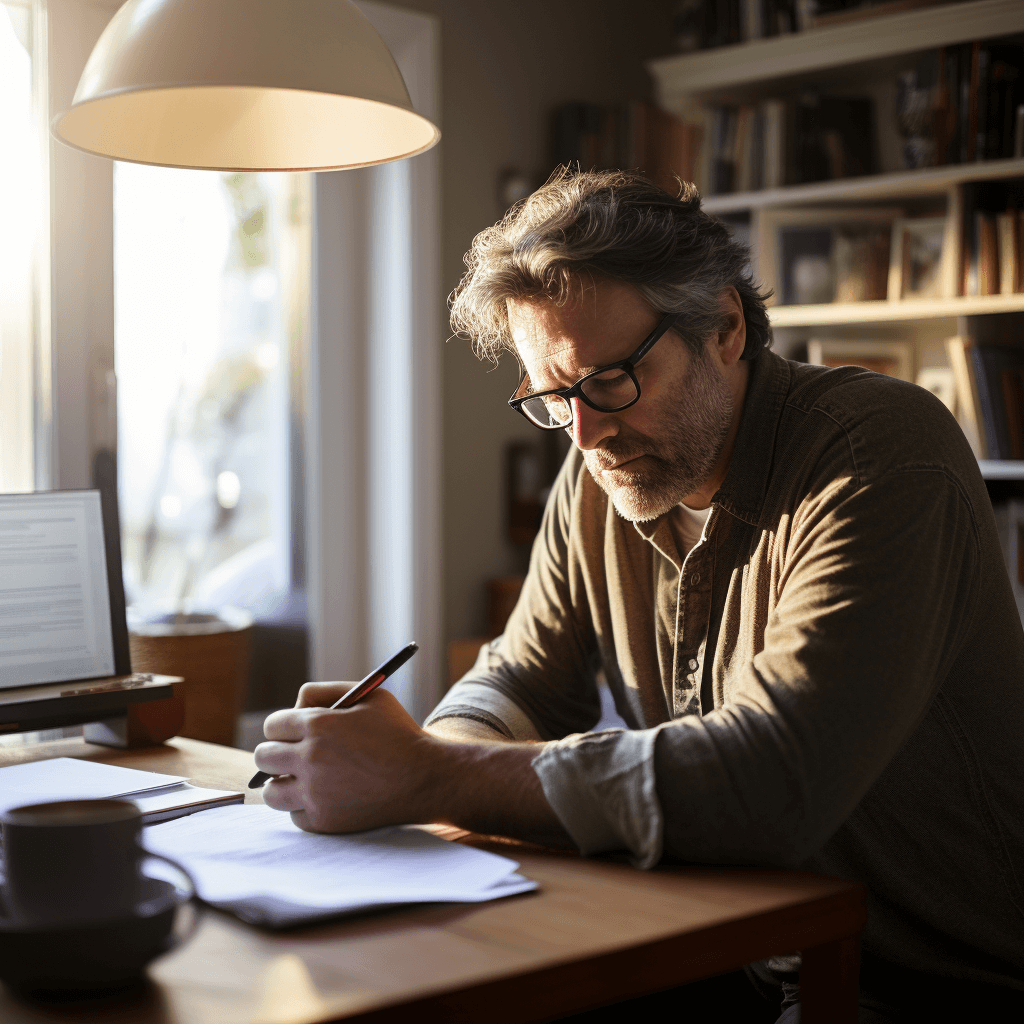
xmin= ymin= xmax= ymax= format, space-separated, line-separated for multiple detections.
xmin=248 ymin=641 xmax=419 ymax=789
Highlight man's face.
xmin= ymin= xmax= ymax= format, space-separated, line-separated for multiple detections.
xmin=508 ymin=279 xmax=734 ymax=521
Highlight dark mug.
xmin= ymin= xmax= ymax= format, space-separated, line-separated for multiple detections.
xmin=0 ymin=799 xmax=148 ymax=926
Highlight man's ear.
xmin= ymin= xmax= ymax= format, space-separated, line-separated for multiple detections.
xmin=716 ymin=286 xmax=746 ymax=366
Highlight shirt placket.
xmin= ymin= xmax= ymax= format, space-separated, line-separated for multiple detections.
xmin=672 ymin=528 xmax=716 ymax=718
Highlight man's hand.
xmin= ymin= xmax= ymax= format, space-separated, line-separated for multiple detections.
xmin=255 ymin=686 xmax=437 ymax=833
xmin=253 ymin=682 xmax=572 ymax=846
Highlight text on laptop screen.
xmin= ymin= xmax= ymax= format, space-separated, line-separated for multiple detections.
xmin=0 ymin=491 xmax=116 ymax=688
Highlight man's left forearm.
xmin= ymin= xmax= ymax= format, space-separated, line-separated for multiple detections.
xmin=418 ymin=734 xmax=573 ymax=847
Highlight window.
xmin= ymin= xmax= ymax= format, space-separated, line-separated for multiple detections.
xmin=0 ymin=0 xmax=46 ymax=493
xmin=113 ymin=165 xmax=311 ymax=616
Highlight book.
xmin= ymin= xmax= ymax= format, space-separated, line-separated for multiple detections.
xmin=968 ymin=344 xmax=1004 ymax=459
xmin=984 ymin=45 xmax=1023 ymax=160
xmin=706 ymin=106 xmax=734 ymax=194
xmin=933 ymin=47 xmax=955 ymax=167
xmin=997 ymin=211 xmax=1019 ymax=295
xmin=976 ymin=212 xmax=999 ymax=295
xmin=945 ymin=336 xmax=986 ymax=459
xmin=762 ymin=99 xmax=786 ymax=189
xmin=811 ymin=0 xmax=942 ymax=27
xmin=965 ymin=342 xmax=1024 ymax=460
xmin=975 ymin=45 xmax=990 ymax=163
xmin=1000 ymin=371 xmax=1024 ymax=461
xmin=734 ymin=105 xmax=756 ymax=193
xmin=966 ymin=41 xmax=981 ymax=163
xmin=788 ymin=93 xmax=876 ymax=185
xmin=631 ymin=102 xmax=702 ymax=193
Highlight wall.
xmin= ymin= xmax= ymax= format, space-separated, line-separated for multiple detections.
xmin=42 ymin=0 xmax=677 ymax=703
xmin=381 ymin=0 xmax=677 ymax=649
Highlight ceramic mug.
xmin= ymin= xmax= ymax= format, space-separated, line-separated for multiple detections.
xmin=1 ymin=799 xmax=153 ymax=925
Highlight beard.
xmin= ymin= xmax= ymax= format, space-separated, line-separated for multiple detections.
xmin=583 ymin=344 xmax=734 ymax=522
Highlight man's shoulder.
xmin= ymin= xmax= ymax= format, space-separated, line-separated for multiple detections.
xmin=778 ymin=359 xmax=978 ymax=487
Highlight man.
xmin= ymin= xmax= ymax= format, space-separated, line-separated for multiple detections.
xmin=255 ymin=170 xmax=1024 ymax=1019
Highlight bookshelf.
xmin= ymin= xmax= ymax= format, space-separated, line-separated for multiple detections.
xmin=648 ymin=0 xmax=1024 ymax=486
xmin=770 ymin=295 xmax=1024 ymax=326
xmin=980 ymin=459 xmax=1024 ymax=479
xmin=703 ymin=157 xmax=1024 ymax=215
xmin=649 ymin=0 xmax=1024 ymax=103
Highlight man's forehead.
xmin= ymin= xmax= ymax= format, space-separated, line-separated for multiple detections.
xmin=507 ymin=298 xmax=595 ymax=378
xmin=508 ymin=283 xmax=659 ymax=380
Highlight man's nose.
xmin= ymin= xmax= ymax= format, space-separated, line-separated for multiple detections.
xmin=569 ymin=397 xmax=618 ymax=450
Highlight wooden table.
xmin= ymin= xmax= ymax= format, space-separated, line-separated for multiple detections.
xmin=0 ymin=737 xmax=866 ymax=1024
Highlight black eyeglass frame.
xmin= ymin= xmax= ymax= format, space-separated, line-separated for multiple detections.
xmin=508 ymin=311 xmax=682 ymax=430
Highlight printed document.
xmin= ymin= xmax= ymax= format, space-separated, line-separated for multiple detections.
xmin=143 ymin=804 xmax=537 ymax=927
xmin=0 ymin=491 xmax=115 ymax=688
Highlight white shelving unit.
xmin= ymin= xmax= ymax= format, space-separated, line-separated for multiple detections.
xmin=648 ymin=0 xmax=1024 ymax=483
xmin=649 ymin=0 xmax=1024 ymax=103
xmin=770 ymin=295 xmax=1024 ymax=328
xmin=703 ymin=158 xmax=1024 ymax=216
xmin=980 ymin=460 xmax=1024 ymax=480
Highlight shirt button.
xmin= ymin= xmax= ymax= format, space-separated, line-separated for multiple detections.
xmin=688 ymin=658 xmax=699 ymax=671
xmin=686 ymin=673 xmax=696 ymax=684
xmin=691 ymin=573 xmax=701 ymax=585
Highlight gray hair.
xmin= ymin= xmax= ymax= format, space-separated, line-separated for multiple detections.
xmin=449 ymin=167 xmax=771 ymax=363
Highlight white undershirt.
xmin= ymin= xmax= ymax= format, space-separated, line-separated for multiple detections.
xmin=674 ymin=502 xmax=712 ymax=557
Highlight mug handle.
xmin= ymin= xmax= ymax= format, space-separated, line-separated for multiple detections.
xmin=140 ymin=852 xmax=203 ymax=948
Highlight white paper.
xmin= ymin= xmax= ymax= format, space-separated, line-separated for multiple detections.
xmin=0 ymin=491 xmax=115 ymax=688
xmin=0 ymin=757 xmax=187 ymax=815
xmin=143 ymin=804 xmax=537 ymax=927
xmin=132 ymin=783 xmax=243 ymax=824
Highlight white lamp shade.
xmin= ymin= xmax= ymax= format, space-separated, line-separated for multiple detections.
xmin=51 ymin=0 xmax=440 ymax=171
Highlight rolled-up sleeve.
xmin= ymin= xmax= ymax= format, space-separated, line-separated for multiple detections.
xmin=532 ymin=726 xmax=665 ymax=868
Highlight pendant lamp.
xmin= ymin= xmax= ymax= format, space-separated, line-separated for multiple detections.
xmin=51 ymin=0 xmax=440 ymax=171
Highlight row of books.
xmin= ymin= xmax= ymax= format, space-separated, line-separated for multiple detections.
xmin=963 ymin=208 xmax=1024 ymax=297
xmin=902 ymin=42 xmax=1024 ymax=168
xmin=703 ymin=93 xmax=877 ymax=195
xmin=947 ymin=336 xmax=1024 ymax=460
xmin=671 ymin=0 xmax=947 ymax=53
xmin=551 ymin=101 xmax=700 ymax=196
xmin=702 ymin=39 xmax=1023 ymax=196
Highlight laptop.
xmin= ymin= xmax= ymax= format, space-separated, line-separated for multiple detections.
xmin=0 ymin=487 xmax=173 ymax=736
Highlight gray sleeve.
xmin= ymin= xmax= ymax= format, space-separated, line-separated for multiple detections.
xmin=531 ymin=726 xmax=665 ymax=868
xmin=423 ymin=643 xmax=543 ymax=740
xmin=424 ymin=449 xmax=603 ymax=743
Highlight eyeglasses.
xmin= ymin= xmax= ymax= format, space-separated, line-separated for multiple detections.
xmin=508 ymin=312 xmax=681 ymax=431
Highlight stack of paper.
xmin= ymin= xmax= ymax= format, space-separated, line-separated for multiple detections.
xmin=0 ymin=758 xmax=243 ymax=824
xmin=143 ymin=804 xmax=537 ymax=927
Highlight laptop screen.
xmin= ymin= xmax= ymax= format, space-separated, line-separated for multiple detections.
xmin=0 ymin=491 xmax=118 ymax=689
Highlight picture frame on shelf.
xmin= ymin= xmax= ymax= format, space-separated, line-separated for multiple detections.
xmin=756 ymin=206 xmax=901 ymax=307
xmin=807 ymin=338 xmax=915 ymax=382
xmin=915 ymin=365 xmax=957 ymax=414
xmin=888 ymin=216 xmax=949 ymax=300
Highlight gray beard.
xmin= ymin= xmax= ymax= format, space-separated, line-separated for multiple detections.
xmin=584 ymin=345 xmax=734 ymax=523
